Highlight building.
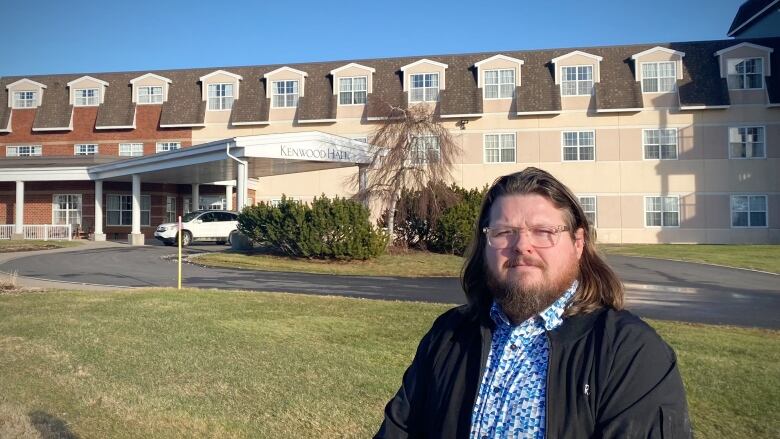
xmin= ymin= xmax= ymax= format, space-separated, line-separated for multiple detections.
xmin=729 ymin=0 xmax=780 ymax=38
xmin=1 ymin=16 xmax=778 ymax=244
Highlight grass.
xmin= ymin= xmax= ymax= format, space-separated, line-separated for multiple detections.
xmin=194 ymin=249 xmax=464 ymax=277
xmin=0 ymin=289 xmax=777 ymax=438
xmin=601 ymin=244 xmax=780 ymax=274
xmin=0 ymin=240 xmax=83 ymax=253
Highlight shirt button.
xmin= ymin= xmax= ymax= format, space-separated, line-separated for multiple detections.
xmin=510 ymin=344 xmax=518 ymax=351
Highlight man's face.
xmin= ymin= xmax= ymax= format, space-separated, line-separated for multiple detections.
xmin=484 ymin=194 xmax=584 ymax=322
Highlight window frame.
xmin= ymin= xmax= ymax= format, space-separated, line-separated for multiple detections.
xmin=728 ymin=126 xmax=766 ymax=159
xmin=730 ymin=195 xmax=768 ymax=228
xmin=409 ymin=73 xmax=440 ymax=103
xmin=166 ymin=196 xmax=177 ymax=223
xmin=483 ymin=68 xmax=516 ymax=100
xmin=560 ymin=65 xmax=594 ymax=97
xmin=137 ymin=85 xmax=164 ymax=104
xmin=640 ymin=61 xmax=677 ymax=94
xmin=644 ymin=195 xmax=680 ymax=228
xmin=409 ymin=135 xmax=441 ymax=164
xmin=106 ymin=194 xmax=151 ymax=227
xmin=74 ymin=88 xmax=99 ymax=106
xmin=13 ymin=90 xmax=37 ymax=108
xmin=74 ymin=144 xmax=98 ymax=156
xmin=642 ymin=128 xmax=679 ymax=160
xmin=207 ymin=83 xmax=234 ymax=111
xmin=338 ymin=76 xmax=368 ymax=106
xmin=561 ymin=130 xmax=596 ymax=162
xmin=727 ymin=57 xmax=764 ymax=90
xmin=156 ymin=142 xmax=181 ymax=153
xmin=577 ymin=195 xmax=597 ymax=228
xmin=271 ymin=80 xmax=300 ymax=108
xmin=6 ymin=145 xmax=42 ymax=157
xmin=119 ymin=143 xmax=144 ymax=157
xmin=52 ymin=194 xmax=83 ymax=227
xmin=483 ymin=133 xmax=516 ymax=164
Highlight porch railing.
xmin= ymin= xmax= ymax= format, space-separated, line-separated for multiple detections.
xmin=0 ymin=224 xmax=72 ymax=241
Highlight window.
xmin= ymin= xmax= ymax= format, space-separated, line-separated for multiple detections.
xmin=484 ymin=69 xmax=515 ymax=99
xmin=7 ymin=145 xmax=42 ymax=157
xmin=562 ymin=131 xmax=595 ymax=161
xmin=409 ymin=73 xmax=439 ymax=102
xmin=351 ymin=137 xmax=368 ymax=143
xmin=645 ymin=196 xmax=679 ymax=227
xmin=727 ymin=58 xmax=763 ymax=89
xmin=561 ymin=66 xmax=593 ymax=96
xmin=731 ymin=195 xmax=767 ymax=228
xmin=207 ymin=83 xmax=234 ymax=110
xmin=199 ymin=196 xmax=227 ymax=211
xmin=106 ymin=194 xmax=151 ymax=226
xmin=410 ymin=136 xmax=440 ymax=164
xmin=119 ymin=143 xmax=143 ymax=157
xmin=729 ymin=127 xmax=765 ymax=159
xmin=339 ymin=77 xmax=367 ymax=105
xmin=272 ymin=80 xmax=299 ymax=108
xmin=53 ymin=194 xmax=82 ymax=226
xmin=13 ymin=91 xmax=37 ymax=108
xmin=74 ymin=88 xmax=99 ymax=106
xmin=166 ymin=196 xmax=177 ymax=223
xmin=484 ymin=134 xmax=515 ymax=163
xmin=578 ymin=196 xmax=597 ymax=227
xmin=643 ymin=129 xmax=678 ymax=160
xmin=138 ymin=86 xmax=163 ymax=104
xmin=156 ymin=142 xmax=181 ymax=153
xmin=641 ymin=62 xmax=676 ymax=93
xmin=74 ymin=144 xmax=98 ymax=156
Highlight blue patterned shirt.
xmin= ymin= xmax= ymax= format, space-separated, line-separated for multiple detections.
xmin=469 ymin=282 xmax=578 ymax=439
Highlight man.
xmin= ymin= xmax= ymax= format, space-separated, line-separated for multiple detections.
xmin=376 ymin=168 xmax=691 ymax=438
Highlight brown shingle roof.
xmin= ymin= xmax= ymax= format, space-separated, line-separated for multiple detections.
xmin=231 ymin=77 xmax=270 ymax=124
xmin=31 ymin=78 xmax=72 ymax=130
xmin=0 ymin=88 xmax=10 ymax=131
xmin=159 ymin=69 xmax=206 ymax=126
xmin=96 ymin=74 xmax=135 ymax=128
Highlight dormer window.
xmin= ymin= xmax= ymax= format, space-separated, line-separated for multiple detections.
xmin=727 ymin=58 xmax=763 ymax=89
xmin=138 ymin=86 xmax=163 ymax=104
xmin=410 ymin=73 xmax=439 ymax=102
xmin=272 ymin=80 xmax=299 ymax=108
xmin=641 ymin=62 xmax=677 ymax=93
xmin=339 ymin=77 xmax=367 ymax=105
xmin=484 ymin=70 xmax=515 ymax=99
xmin=74 ymin=88 xmax=99 ymax=106
xmin=561 ymin=66 xmax=593 ymax=96
xmin=13 ymin=91 xmax=37 ymax=108
xmin=208 ymin=84 xmax=234 ymax=110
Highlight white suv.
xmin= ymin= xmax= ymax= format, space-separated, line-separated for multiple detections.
xmin=154 ymin=210 xmax=239 ymax=246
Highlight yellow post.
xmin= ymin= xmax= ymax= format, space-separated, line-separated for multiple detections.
xmin=177 ymin=215 xmax=182 ymax=289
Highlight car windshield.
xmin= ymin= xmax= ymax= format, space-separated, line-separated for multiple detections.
xmin=181 ymin=212 xmax=203 ymax=222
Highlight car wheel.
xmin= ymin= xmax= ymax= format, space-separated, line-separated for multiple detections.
xmin=180 ymin=231 xmax=192 ymax=247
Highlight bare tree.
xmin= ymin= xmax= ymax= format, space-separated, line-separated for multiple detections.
xmin=353 ymin=103 xmax=461 ymax=245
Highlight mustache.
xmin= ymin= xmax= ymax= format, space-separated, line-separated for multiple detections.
xmin=504 ymin=255 xmax=545 ymax=269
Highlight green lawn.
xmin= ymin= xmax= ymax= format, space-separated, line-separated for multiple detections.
xmin=601 ymin=244 xmax=780 ymax=274
xmin=0 ymin=240 xmax=83 ymax=253
xmin=194 ymin=249 xmax=464 ymax=277
xmin=0 ymin=289 xmax=777 ymax=438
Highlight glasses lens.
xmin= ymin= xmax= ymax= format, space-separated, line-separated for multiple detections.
xmin=528 ymin=226 xmax=559 ymax=248
xmin=486 ymin=226 xmax=562 ymax=248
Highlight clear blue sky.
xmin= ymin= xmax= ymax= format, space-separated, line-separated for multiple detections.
xmin=0 ymin=0 xmax=746 ymax=77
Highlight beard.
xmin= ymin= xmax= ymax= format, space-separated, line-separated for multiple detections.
xmin=486 ymin=254 xmax=580 ymax=325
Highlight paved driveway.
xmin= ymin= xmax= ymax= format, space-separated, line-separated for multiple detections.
xmin=1 ymin=241 xmax=778 ymax=329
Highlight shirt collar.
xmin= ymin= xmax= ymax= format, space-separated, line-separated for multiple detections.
xmin=490 ymin=280 xmax=579 ymax=331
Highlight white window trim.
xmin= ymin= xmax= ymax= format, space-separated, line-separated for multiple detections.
xmin=74 ymin=144 xmax=98 ymax=155
xmin=408 ymin=72 xmax=440 ymax=103
xmin=482 ymin=133 xmax=516 ymax=164
xmin=6 ymin=145 xmax=42 ymax=157
xmin=337 ymin=76 xmax=368 ymax=106
xmin=271 ymin=80 xmax=300 ymax=109
xmin=52 ymin=194 xmax=82 ymax=226
xmin=577 ymin=195 xmax=598 ymax=228
xmin=137 ymin=85 xmax=164 ymax=105
xmin=730 ymin=194 xmax=769 ymax=229
xmin=12 ymin=90 xmax=38 ymax=108
xmin=483 ymin=68 xmax=516 ymax=100
xmin=561 ymin=130 xmax=596 ymax=162
xmin=166 ymin=196 xmax=177 ymax=223
xmin=639 ymin=61 xmax=678 ymax=94
xmin=727 ymin=57 xmax=765 ymax=90
xmin=156 ymin=141 xmax=181 ymax=153
xmin=643 ymin=195 xmax=681 ymax=228
xmin=728 ymin=126 xmax=767 ymax=159
xmin=106 ymin=194 xmax=151 ymax=227
xmin=560 ymin=65 xmax=594 ymax=97
xmin=207 ymin=83 xmax=234 ymax=111
xmin=119 ymin=143 xmax=144 ymax=157
xmin=642 ymin=128 xmax=679 ymax=161
xmin=74 ymin=88 xmax=100 ymax=107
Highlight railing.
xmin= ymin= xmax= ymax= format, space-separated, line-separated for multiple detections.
xmin=0 ymin=224 xmax=72 ymax=241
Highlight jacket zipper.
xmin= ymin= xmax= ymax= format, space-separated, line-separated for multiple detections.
xmin=544 ymin=330 xmax=552 ymax=439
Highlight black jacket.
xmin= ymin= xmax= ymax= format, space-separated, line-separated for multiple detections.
xmin=376 ymin=305 xmax=691 ymax=438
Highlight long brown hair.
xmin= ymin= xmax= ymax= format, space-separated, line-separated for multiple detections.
xmin=460 ymin=167 xmax=624 ymax=316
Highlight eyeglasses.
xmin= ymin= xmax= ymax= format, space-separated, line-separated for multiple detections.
xmin=482 ymin=225 xmax=570 ymax=249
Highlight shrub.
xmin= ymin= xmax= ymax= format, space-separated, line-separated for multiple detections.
xmin=385 ymin=181 xmax=460 ymax=250
xmin=430 ymin=186 xmax=486 ymax=255
xmin=238 ymin=195 xmax=387 ymax=260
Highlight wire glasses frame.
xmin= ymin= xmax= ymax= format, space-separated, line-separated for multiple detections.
xmin=482 ymin=225 xmax=570 ymax=249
